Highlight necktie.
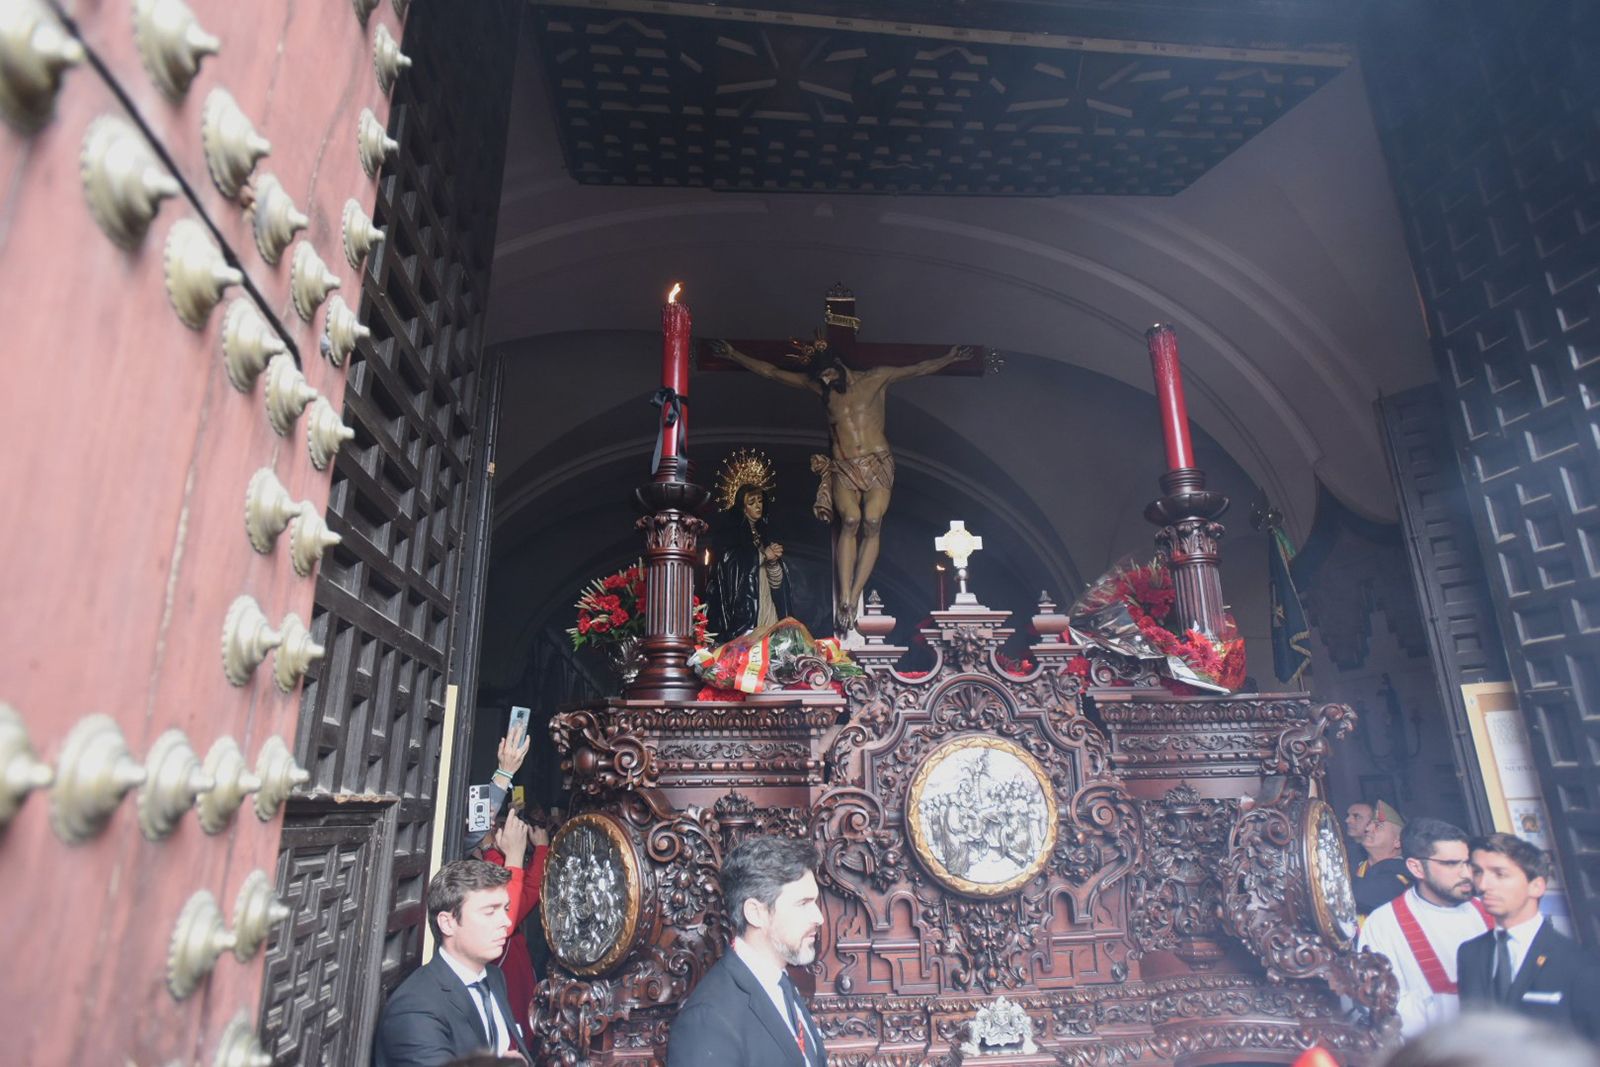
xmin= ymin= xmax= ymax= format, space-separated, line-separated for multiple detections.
xmin=779 ymin=973 xmax=812 ymax=1065
xmin=470 ymin=979 xmax=501 ymax=1051
xmin=1492 ymin=929 xmax=1514 ymax=1002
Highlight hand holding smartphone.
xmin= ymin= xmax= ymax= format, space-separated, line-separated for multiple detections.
xmin=497 ymin=706 xmax=532 ymax=774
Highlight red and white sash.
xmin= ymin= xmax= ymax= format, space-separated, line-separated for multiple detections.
xmin=1391 ymin=892 xmax=1493 ymax=994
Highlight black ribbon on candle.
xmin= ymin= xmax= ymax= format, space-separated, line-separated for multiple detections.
xmin=649 ymin=387 xmax=688 ymax=477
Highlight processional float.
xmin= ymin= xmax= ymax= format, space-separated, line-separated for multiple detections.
xmin=530 ymin=294 xmax=1397 ymax=1065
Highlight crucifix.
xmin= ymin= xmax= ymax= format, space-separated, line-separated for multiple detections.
xmin=702 ymin=284 xmax=998 ymax=633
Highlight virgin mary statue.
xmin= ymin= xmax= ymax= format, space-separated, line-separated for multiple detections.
xmin=694 ymin=450 xmax=859 ymax=694
xmin=705 ymin=448 xmax=791 ymax=638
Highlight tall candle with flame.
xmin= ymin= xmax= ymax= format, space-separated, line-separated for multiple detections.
xmin=660 ymin=283 xmax=691 ymax=464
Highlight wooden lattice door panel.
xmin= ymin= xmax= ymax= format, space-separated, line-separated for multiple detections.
xmin=0 ymin=2 xmax=404 ymax=1063
xmin=265 ymin=2 xmax=519 ymax=1057
xmin=1363 ymin=1 xmax=1600 ymax=943
xmin=259 ymin=803 xmax=398 ymax=1067
xmin=1379 ymin=385 xmax=1512 ymax=832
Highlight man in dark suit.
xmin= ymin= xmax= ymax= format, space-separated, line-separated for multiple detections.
xmin=1458 ymin=832 xmax=1600 ymax=1042
xmin=668 ymin=835 xmax=827 ymax=1066
xmin=374 ymin=859 xmax=532 ymax=1065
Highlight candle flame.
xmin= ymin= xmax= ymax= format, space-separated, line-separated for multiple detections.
xmin=667 ymin=283 xmax=682 ymax=304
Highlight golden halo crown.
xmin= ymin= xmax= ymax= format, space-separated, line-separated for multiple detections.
xmin=713 ymin=448 xmax=778 ymax=512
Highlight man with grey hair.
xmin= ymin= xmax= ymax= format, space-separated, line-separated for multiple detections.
xmin=668 ymin=835 xmax=828 ymax=1065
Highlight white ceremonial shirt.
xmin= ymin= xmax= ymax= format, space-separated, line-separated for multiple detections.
xmin=1357 ymin=887 xmax=1492 ymax=1037
xmin=438 ymin=948 xmax=513 ymax=1055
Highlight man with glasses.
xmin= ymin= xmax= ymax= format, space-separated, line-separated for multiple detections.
xmin=1356 ymin=818 xmax=1494 ymax=1037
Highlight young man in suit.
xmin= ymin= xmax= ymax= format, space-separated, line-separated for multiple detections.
xmin=1458 ymin=832 xmax=1600 ymax=1042
xmin=373 ymin=860 xmax=532 ymax=1065
xmin=668 ymin=835 xmax=828 ymax=1066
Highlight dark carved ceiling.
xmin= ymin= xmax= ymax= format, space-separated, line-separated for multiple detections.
xmin=530 ymin=0 xmax=1352 ymax=196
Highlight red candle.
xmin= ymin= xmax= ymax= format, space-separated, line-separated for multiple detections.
xmin=1145 ymin=323 xmax=1195 ymax=472
xmin=660 ymin=283 xmax=691 ymax=460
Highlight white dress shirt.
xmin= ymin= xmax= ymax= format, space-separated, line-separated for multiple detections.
xmin=438 ymin=948 xmax=512 ymax=1054
xmin=733 ymin=938 xmax=800 ymax=1040
xmin=1496 ymin=912 xmax=1545 ymax=982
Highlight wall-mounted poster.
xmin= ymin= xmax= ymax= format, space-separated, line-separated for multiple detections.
xmin=1461 ymin=682 xmax=1571 ymax=934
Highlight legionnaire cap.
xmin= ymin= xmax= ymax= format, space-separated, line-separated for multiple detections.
xmin=1372 ymin=799 xmax=1405 ymax=828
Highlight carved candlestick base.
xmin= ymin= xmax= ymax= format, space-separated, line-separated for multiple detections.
xmin=1144 ymin=466 xmax=1229 ymax=638
xmin=628 ymin=461 xmax=708 ymax=702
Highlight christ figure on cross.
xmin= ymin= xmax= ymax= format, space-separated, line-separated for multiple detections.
xmin=710 ymin=331 xmax=975 ymax=633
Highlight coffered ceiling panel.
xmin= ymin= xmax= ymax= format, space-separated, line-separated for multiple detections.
xmin=532 ymin=0 xmax=1350 ymax=196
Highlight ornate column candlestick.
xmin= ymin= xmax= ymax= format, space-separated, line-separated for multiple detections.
xmin=630 ymin=284 xmax=708 ymax=702
xmin=1143 ymin=324 xmax=1229 ymax=637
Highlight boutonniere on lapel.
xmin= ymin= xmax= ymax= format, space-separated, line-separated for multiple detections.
xmin=1535 ymin=955 xmax=1547 ymax=968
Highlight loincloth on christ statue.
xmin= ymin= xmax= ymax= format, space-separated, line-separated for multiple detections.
xmin=810 ymin=450 xmax=895 ymax=522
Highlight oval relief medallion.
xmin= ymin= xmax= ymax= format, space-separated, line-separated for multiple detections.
xmin=906 ymin=734 xmax=1058 ymax=897
xmin=540 ymin=811 xmax=644 ymax=976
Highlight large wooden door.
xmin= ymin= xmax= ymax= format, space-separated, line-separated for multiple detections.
xmin=1363 ymin=1 xmax=1600 ymax=944
xmin=0 ymin=0 xmax=508 ymax=1062
xmin=258 ymin=3 xmax=519 ymax=1063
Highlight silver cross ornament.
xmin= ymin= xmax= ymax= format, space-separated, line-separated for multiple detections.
xmin=935 ymin=521 xmax=984 ymax=608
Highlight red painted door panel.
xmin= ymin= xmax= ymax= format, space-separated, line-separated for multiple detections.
xmin=0 ymin=1 xmax=403 ymax=1062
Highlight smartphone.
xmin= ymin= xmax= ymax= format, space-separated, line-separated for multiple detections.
xmin=466 ymin=784 xmax=493 ymax=833
xmin=508 ymin=704 xmax=531 ymax=737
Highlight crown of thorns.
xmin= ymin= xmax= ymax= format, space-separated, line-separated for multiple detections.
xmin=787 ymin=331 xmax=829 ymax=367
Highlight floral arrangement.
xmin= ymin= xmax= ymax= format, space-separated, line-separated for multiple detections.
xmin=1069 ymin=556 xmax=1246 ymax=693
xmin=690 ymin=619 xmax=861 ymax=695
xmin=568 ymin=560 xmax=710 ymax=650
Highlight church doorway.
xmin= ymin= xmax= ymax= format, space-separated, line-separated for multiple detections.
xmin=461 ymin=3 xmax=1414 ymax=869
xmin=7 ymin=0 xmax=1590 ymax=1062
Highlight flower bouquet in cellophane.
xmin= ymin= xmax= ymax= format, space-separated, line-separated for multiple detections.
xmin=1067 ymin=555 xmax=1245 ymax=693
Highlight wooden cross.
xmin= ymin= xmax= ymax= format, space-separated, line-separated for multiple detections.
xmin=696 ymin=283 xmax=996 ymax=376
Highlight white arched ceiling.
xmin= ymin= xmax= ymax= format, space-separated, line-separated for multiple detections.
xmin=487 ymin=34 xmax=1435 ymax=541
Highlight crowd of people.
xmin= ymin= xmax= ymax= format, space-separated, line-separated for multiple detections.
xmin=366 ymin=717 xmax=1598 ymax=1066
xmin=1343 ymin=798 xmax=1599 ymax=1053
